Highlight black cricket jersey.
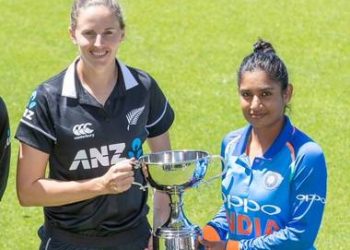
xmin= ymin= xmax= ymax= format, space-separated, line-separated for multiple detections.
xmin=0 ymin=97 xmax=10 ymax=200
xmin=15 ymin=59 xmax=174 ymax=238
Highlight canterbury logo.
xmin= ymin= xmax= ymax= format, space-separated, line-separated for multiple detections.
xmin=126 ymin=106 xmax=145 ymax=131
xmin=73 ymin=123 xmax=94 ymax=136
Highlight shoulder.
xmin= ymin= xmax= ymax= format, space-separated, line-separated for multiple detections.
xmin=221 ymin=127 xmax=245 ymax=156
xmin=0 ymin=97 xmax=6 ymax=111
xmin=290 ymin=128 xmax=326 ymax=174
xmin=31 ymin=70 xmax=67 ymax=102
xmin=124 ymin=64 xmax=156 ymax=89
xmin=291 ymin=128 xmax=324 ymax=159
xmin=0 ymin=97 xmax=8 ymax=122
xmin=222 ymin=127 xmax=245 ymax=147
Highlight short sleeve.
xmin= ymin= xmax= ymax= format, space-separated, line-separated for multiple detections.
xmin=145 ymin=78 xmax=174 ymax=138
xmin=15 ymin=86 xmax=56 ymax=153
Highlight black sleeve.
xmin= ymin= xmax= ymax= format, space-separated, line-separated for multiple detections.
xmin=146 ymin=76 xmax=175 ymax=138
xmin=15 ymin=86 xmax=56 ymax=154
xmin=0 ymin=97 xmax=11 ymax=201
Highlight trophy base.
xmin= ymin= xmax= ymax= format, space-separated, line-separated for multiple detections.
xmin=153 ymin=226 xmax=202 ymax=250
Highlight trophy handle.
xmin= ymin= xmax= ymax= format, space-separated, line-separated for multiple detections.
xmin=131 ymin=160 xmax=149 ymax=191
xmin=199 ymin=154 xmax=226 ymax=185
xmin=132 ymin=181 xmax=148 ymax=191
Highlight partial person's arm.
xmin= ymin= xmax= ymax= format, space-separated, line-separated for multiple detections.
xmin=17 ymin=143 xmax=136 ymax=207
xmin=0 ymin=98 xmax=11 ymax=201
xmin=147 ymin=131 xmax=171 ymax=230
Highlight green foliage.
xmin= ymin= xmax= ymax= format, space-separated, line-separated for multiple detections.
xmin=0 ymin=0 xmax=349 ymax=249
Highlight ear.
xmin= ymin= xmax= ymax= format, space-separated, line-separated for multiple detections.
xmin=283 ymin=83 xmax=293 ymax=103
xmin=120 ymin=29 xmax=126 ymax=41
xmin=69 ymin=27 xmax=77 ymax=45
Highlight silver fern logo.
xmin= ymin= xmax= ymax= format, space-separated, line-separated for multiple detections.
xmin=126 ymin=106 xmax=145 ymax=131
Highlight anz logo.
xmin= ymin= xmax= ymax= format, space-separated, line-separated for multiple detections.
xmin=69 ymin=143 xmax=126 ymax=170
xmin=73 ymin=123 xmax=94 ymax=140
xmin=23 ymin=91 xmax=37 ymax=121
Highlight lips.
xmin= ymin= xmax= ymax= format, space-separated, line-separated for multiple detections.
xmin=250 ymin=112 xmax=265 ymax=119
xmin=90 ymin=50 xmax=108 ymax=57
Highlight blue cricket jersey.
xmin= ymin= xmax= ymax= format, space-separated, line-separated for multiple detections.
xmin=208 ymin=116 xmax=327 ymax=250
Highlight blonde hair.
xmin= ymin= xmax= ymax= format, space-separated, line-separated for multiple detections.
xmin=70 ymin=0 xmax=125 ymax=29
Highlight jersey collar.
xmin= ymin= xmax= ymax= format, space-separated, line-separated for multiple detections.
xmin=61 ymin=58 xmax=139 ymax=99
xmin=233 ymin=116 xmax=295 ymax=159
xmin=263 ymin=116 xmax=295 ymax=159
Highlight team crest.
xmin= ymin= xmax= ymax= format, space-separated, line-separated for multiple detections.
xmin=264 ymin=171 xmax=283 ymax=190
xmin=126 ymin=106 xmax=145 ymax=131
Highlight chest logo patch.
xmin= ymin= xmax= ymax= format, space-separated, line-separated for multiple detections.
xmin=264 ymin=171 xmax=283 ymax=190
xmin=126 ymin=106 xmax=145 ymax=131
xmin=73 ymin=122 xmax=95 ymax=140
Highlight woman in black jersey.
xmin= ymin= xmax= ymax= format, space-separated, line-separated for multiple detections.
xmin=0 ymin=97 xmax=10 ymax=201
xmin=15 ymin=1 xmax=174 ymax=249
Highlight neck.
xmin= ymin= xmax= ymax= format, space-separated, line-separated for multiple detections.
xmin=247 ymin=117 xmax=284 ymax=159
xmin=77 ymin=60 xmax=118 ymax=105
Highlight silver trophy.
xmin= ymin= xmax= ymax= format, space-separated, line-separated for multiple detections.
xmin=137 ymin=150 xmax=223 ymax=250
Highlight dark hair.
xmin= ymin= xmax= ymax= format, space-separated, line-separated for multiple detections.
xmin=70 ymin=0 xmax=125 ymax=30
xmin=237 ymin=39 xmax=289 ymax=90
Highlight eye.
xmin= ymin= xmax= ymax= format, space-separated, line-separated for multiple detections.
xmin=83 ymin=30 xmax=96 ymax=37
xmin=104 ymin=30 xmax=114 ymax=35
xmin=261 ymin=91 xmax=272 ymax=97
xmin=240 ymin=91 xmax=251 ymax=98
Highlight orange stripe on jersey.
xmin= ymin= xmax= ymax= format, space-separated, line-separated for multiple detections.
xmin=286 ymin=142 xmax=296 ymax=161
xmin=202 ymin=225 xmax=221 ymax=241
xmin=226 ymin=240 xmax=240 ymax=250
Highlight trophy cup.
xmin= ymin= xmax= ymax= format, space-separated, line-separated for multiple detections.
xmin=137 ymin=150 xmax=223 ymax=250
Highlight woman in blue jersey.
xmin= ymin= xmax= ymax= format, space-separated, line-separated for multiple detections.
xmin=0 ymin=97 xmax=11 ymax=201
xmin=199 ymin=39 xmax=327 ymax=249
xmin=15 ymin=0 xmax=174 ymax=249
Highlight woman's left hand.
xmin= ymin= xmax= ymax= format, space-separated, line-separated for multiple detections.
xmin=198 ymin=237 xmax=226 ymax=250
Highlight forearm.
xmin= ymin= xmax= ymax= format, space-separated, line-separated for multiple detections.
xmin=17 ymin=176 xmax=106 ymax=207
xmin=147 ymin=132 xmax=172 ymax=229
xmin=153 ymin=190 xmax=170 ymax=229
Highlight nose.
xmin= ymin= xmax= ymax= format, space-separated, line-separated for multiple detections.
xmin=94 ymin=34 xmax=103 ymax=47
xmin=250 ymin=95 xmax=262 ymax=110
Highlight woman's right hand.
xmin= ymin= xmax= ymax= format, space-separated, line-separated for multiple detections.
xmin=100 ymin=158 xmax=136 ymax=194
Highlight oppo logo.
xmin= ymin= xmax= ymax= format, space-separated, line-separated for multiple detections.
xmin=73 ymin=123 xmax=94 ymax=136
xmin=296 ymin=194 xmax=326 ymax=204
xmin=223 ymin=194 xmax=281 ymax=215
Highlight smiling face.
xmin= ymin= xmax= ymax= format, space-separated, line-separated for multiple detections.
xmin=69 ymin=5 xmax=124 ymax=71
xmin=239 ymin=69 xmax=292 ymax=130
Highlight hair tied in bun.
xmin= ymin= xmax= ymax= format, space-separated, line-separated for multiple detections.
xmin=253 ymin=38 xmax=276 ymax=54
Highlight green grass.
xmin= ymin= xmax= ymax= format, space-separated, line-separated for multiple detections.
xmin=1 ymin=0 xmax=349 ymax=249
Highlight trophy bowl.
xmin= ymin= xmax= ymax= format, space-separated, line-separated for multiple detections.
xmin=138 ymin=150 xmax=222 ymax=250
xmin=139 ymin=150 xmax=210 ymax=193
